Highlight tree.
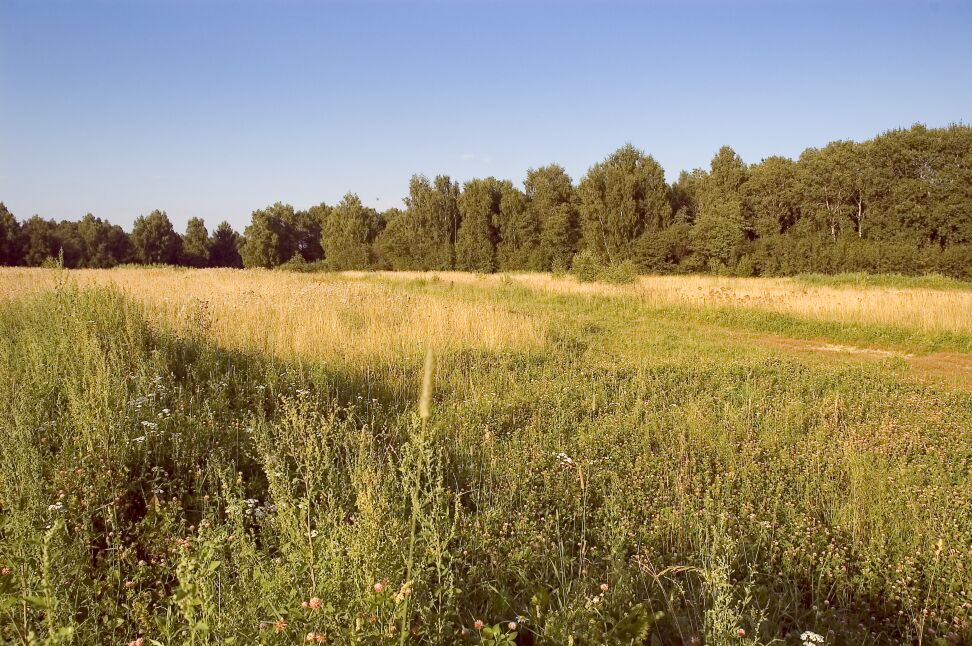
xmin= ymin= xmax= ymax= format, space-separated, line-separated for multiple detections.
xmin=288 ymin=207 xmax=325 ymax=262
xmin=744 ymin=156 xmax=800 ymax=238
xmin=798 ymin=143 xmax=859 ymax=242
xmin=374 ymin=175 xmax=460 ymax=270
xmin=182 ymin=217 xmax=211 ymax=267
xmin=240 ymin=203 xmax=299 ymax=268
xmin=53 ymin=220 xmax=87 ymax=268
xmin=131 ymin=210 xmax=183 ymax=265
xmin=456 ymin=178 xmax=502 ymax=272
xmin=0 ymin=203 xmax=25 ymax=265
xmin=527 ymin=164 xmax=579 ymax=271
xmin=322 ymin=193 xmax=379 ymax=270
xmin=692 ymin=197 xmax=747 ymax=270
xmin=208 ymin=222 xmax=244 ymax=268
xmin=21 ymin=216 xmax=59 ymax=266
xmin=690 ymin=146 xmax=750 ymax=271
xmin=372 ymin=208 xmax=406 ymax=270
xmin=493 ymin=181 xmax=536 ymax=270
xmin=578 ymin=144 xmax=671 ymax=264
xmin=78 ymin=213 xmax=131 ymax=267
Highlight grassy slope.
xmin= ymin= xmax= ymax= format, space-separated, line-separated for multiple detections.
xmin=1 ymin=274 xmax=971 ymax=645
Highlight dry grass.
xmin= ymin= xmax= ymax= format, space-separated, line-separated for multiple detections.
xmin=0 ymin=268 xmax=545 ymax=362
xmin=351 ymin=270 xmax=972 ymax=336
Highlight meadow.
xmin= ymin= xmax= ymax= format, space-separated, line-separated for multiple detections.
xmin=1 ymin=267 xmax=971 ymax=645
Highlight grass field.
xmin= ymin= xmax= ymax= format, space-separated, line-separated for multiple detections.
xmin=2 ymin=268 xmax=971 ymax=645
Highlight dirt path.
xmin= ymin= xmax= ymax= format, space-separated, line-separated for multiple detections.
xmin=758 ymin=335 xmax=972 ymax=391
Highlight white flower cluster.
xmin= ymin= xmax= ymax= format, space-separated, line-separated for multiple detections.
xmin=801 ymin=631 xmax=825 ymax=645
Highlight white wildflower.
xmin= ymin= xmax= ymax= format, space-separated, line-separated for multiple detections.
xmin=801 ymin=631 xmax=825 ymax=645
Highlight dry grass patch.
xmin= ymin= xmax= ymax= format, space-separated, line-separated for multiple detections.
xmin=355 ymin=270 xmax=972 ymax=337
xmin=0 ymin=268 xmax=545 ymax=362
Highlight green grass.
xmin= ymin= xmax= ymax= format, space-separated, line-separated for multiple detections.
xmin=2 ymin=278 xmax=972 ymax=645
xmin=793 ymin=272 xmax=972 ymax=292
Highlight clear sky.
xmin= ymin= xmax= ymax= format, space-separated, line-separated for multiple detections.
xmin=1 ymin=0 xmax=970 ymax=231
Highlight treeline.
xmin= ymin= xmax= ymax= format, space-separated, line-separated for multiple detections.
xmin=2 ymin=124 xmax=971 ymax=278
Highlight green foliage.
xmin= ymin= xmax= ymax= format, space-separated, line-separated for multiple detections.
xmin=569 ymin=248 xmax=601 ymax=282
xmin=323 ymin=193 xmax=380 ymax=271
xmin=525 ymin=164 xmax=580 ymax=271
xmin=456 ymin=179 xmax=502 ymax=272
xmin=4 ymin=123 xmax=972 ymax=278
xmin=0 ymin=203 xmax=25 ymax=265
xmin=570 ymin=249 xmax=639 ymax=284
xmin=241 ymin=202 xmax=300 ymax=268
xmin=375 ymin=176 xmax=460 ymax=270
xmin=181 ymin=217 xmax=210 ymax=268
xmin=208 ymin=221 xmax=244 ymax=268
xmin=493 ymin=181 xmax=538 ymax=271
xmin=578 ymin=144 xmax=671 ymax=264
xmin=131 ymin=210 xmax=183 ymax=265
xmin=2 ymin=278 xmax=972 ymax=644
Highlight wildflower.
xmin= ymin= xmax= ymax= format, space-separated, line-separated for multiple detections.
xmin=600 ymin=583 xmax=609 ymax=592
xmin=801 ymin=631 xmax=825 ymax=645
xmin=373 ymin=580 xmax=385 ymax=593
xmin=0 ymin=567 xmax=10 ymax=576
xmin=127 ymin=638 xmax=144 ymax=646
xmin=473 ymin=619 xmax=484 ymax=631
xmin=301 ymin=601 xmax=308 ymax=608
xmin=507 ymin=621 xmax=517 ymax=631
xmin=273 ymin=619 xmax=287 ymax=632
xmin=737 ymin=628 xmax=746 ymax=637
xmin=394 ymin=582 xmax=412 ymax=604
xmin=305 ymin=633 xmax=317 ymax=643
xmin=308 ymin=596 xmax=322 ymax=610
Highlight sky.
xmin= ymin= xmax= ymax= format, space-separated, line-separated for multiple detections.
xmin=1 ymin=0 xmax=971 ymax=231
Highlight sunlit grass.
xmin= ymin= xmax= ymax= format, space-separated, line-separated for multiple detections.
xmin=2 ymin=267 xmax=971 ymax=644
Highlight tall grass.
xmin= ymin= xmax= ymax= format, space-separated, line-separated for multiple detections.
xmin=1 ymin=269 xmax=971 ymax=644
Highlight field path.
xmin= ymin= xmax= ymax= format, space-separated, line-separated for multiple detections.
xmin=756 ymin=334 xmax=972 ymax=390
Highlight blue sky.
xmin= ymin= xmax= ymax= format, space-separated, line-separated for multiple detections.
xmin=1 ymin=0 xmax=970 ymax=230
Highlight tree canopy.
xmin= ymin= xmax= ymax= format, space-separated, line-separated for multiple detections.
xmin=2 ymin=124 xmax=971 ymax=279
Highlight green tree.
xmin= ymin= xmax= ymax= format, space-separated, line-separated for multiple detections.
xmin=493 ymin=181 xmax=536 ymax=270
xmin=690 ymin=146 xmax=749 ymax=270
xmin=208 ymin=221 xmax=244 ymax=268
xmin=744 ymin=156 xmax=801 ymax=237
xmin=182 ymin=217 xmax=211 ymax=267
xmin=288 ymin=207 xmax=325 ymax=262
xmin=375 ymin=175 xmax=460 ymax=270
xmin=372 ymin=208 xmax=405 ymax=269
xmin=798 ymin=142 xmax=859 ymax=242
xmin=78 ymin=213 xmax=131 ymax=267
xmin=21 ymin=216 xmax=59 ymax=266
xmin=0 ymin=203 xmax=25 ymax=265
xmin=240 ymin=203 xmax=299 ymax=268
xmin=578 ymin=144 xmax=671 ymax=263
xmin=322 ymin=193 xmax=379 ymax=270
xmin=131 ymin=210 xmax=183 ymax=265
xmin=527 ymin=164 xmax=579 ymax=271
xmin=456 ymin=178 xmax=502 ymax=272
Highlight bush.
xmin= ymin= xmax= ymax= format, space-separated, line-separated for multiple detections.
xmin=570 ymin=251 xmax=640 ymax=284
xmin=275 ymin=255 xmax=328 ymax=273
xmin=599 ymin=260 xmax=639 ymax=284
xmin=569 ymin=249 xmax=601 ymax=282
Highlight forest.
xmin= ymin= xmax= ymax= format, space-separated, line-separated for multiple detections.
xmin=2 ymin=123 xmax=971 ymax=279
